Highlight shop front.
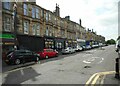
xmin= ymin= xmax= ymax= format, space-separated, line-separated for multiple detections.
xmin=44 ymin=37 xmax=54 ymax=49
xmin=72 ymin=40 xmax=77 ymax=48
xmin=1 ymin=33 xmax=15 ymax=60
xmin=67 ymin=39 xmax=73 ymax=47
xmin=17 ymin=35 xmax=44 ymax=51
xmin=54 ymin=38 xmax=66 ymax=51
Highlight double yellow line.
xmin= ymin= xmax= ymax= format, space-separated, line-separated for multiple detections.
xmin=85 ymin=71 xmax=115 ymax=86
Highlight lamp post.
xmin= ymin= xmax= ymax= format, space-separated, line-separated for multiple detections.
xmin=13 ymin=2 xmax=17 ymax=50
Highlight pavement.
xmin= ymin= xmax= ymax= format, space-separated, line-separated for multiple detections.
xmin=86 ymin=71 xmax=120 ymax=85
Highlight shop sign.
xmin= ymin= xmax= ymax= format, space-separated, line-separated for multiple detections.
xmin=0 ymin=34 xmax=15 ymax=39
xmin=45 ymin=38 xmax=53 ymax=42
xmin=3 ymin=42 xmax=14 ymax=45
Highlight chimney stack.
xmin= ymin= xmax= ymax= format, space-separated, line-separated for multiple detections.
xmin=92 ymin=29 xmax=93 ymax=32
xmin=55 ymin=3 xmax=60 ymax=17
xmin=79 ymin=19 xmax=81 ymax=26
xmin=65 ymin=16 xmax=70 ymax=20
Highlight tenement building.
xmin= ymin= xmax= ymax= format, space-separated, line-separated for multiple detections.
xmin=2 ymin=1 xmax=105 ymax=54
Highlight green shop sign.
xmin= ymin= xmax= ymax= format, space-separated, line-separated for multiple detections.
xmin=0 ymin=34 xmax=15 ymax=39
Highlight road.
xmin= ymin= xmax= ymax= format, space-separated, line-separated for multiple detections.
xmin=1 ymin=45 xmax=118 ymax=84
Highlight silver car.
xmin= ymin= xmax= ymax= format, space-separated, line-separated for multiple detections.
xmin=62 ymin=47 xmax=75 ymax=54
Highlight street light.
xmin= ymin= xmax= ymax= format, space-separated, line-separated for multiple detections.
xmin=13 ymin=2 xmax=17 ymax=50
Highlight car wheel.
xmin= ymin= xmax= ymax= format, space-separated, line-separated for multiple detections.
xmin=15 ymin=59 xmax=21 ymax=65
xmin=45 ymin=55 xmax=49 ymax=59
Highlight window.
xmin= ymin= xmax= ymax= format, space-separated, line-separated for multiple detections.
xmin=41 ymin=9 xmax=44 ymax=17
xmin=49 ymin=14 xmax=51 ymax=21
xmin=49 ymin=27 xmax=52 ymax=36
xmin=32 ymin=7 xmax=35 ymax=18
xmin=36 ymin=24 xmax=40 ymax=35
xmin=36 ymin=8 xmax=39 ymax=19
xmin=61 ymin=30 xmax=65 ymax=38
xmin=23 ymin=4 xmax=28 ymax=16
xmin=4 ymin=16 xmax=11 ymax=32
xmin=24 ymin=21 xmax=29 ymax=34
xmin=46 ymin=27 xmax=49 ymax=36
xmin=46 ymin=12 xmax=49 ymax=21
xmin=32 ymin=24 xmax=40 ymax=35
xmin=32 ymin=7 xmax=40 ymax=19
xmin=3 ymin=2 xmax=11 ymax=10
xmin=54 ymin=17 xmax=56 ymax=24
xmin=32 ymin=24 xmax=36 ymax=35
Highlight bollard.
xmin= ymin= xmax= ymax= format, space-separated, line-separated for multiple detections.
xmin=115 ymin=58 xmax=120 ymax=79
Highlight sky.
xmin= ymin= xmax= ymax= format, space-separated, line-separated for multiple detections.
xmin=36 ymin=0 xmax=119 ymax=41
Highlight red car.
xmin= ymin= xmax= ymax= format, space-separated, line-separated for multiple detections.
xmin=37 ymin=49 xmax=58 ymax=59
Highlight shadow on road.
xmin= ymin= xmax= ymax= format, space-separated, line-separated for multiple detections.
xmin=2 ymin=67 xmax=41 ymax=84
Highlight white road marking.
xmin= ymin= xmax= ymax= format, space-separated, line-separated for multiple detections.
xmin=83 ymin=57 xmax=104 ymax=64
xmin=83 ymin=60 xmax=91 ymax=63
xmin=98 ymin=58 xmax=104 ymax=64
xmin=20 ymin=69 xmax=24 ymax=75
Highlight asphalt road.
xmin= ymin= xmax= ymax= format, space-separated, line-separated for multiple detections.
xmin=1 ymin=45 xmax=118 ymax=84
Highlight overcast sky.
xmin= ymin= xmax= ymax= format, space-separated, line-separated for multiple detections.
xmin=36 ymin=0 xmax=119 ymax=41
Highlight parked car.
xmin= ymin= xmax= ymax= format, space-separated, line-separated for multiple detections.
xmin=92 ymin=44 xmax=99 ymax=48
xmin=85 ymin=45 xmax=92 ymax=50
xmin=4 ymin=50 xmax=40 ymax=65
xmin=37 ymin=49 xmax=58 ymax=59
xmin=75 ymin=45 xmax=83 ymax=51
xmin=81 ymin=45 xmax=86 ymax=50
xmin=62 ymin=47 xmax=75 ymax=54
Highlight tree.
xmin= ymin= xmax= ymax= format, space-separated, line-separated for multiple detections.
xmin=106 ymin=39 xmax=116 ymax=44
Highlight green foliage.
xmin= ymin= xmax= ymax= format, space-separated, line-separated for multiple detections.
xmin=106 ymin=39 xmax=116 ymax=44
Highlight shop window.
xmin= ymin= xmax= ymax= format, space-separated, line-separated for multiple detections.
xmin=45 ymin=40 xmax=54 ymax=49
xmin=24 ymin=21 xmax=29 ymax=34
xmin=4 ymin=16 xmax=11 ymax=32
xmin=23 ymin=3 xmax=28 ymax=16
xmin=56 ymin=42 xmax=62 ymax=49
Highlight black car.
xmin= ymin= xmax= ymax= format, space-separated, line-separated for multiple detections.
xmin=4 ymin=50 xmax=40 ymax=65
